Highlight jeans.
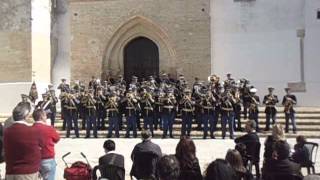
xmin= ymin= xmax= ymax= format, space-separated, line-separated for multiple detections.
xmin=285 ymin=112 xmax=296 ymax=132
xmin=108 ymin=116 xmax=119 ymax=138
xmin=181 ymin=113 xmax=192 ymax=136
xmin=162 ymin=112 xmax=175 ymax=137
xmin=126 ymin=115 xmax=137 ymax=137
xmin=222 ymin=112 xmax=234 ymax=139
xmin=40 ymin=159 xmax=56 ymax=180
xmin=202 ymin=113 xmax=216 ymax=138
xmin=86 ymin=115 xmax=97 ymax=138
xmin=143 ymin=116 xmax=154 ymax=135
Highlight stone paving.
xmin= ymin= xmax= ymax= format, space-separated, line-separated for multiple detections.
xmin=0 ymin=138 xmax=319 ymax=179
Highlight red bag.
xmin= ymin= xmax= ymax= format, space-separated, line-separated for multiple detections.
xmin=64 ymin=161 xmax=92 ymax=180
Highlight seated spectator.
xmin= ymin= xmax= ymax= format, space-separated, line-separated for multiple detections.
xmin=204 ymin=159 xmax=237 ymax=180
xmin=4 ymin=103 xmax=42 ymax=179
xmin=292 ymin=135 xmax=311 ymax=167
xmin=264 ymin=124 xmax=286 ymax=160
xmin=93 ymin=140 xmax=125 ymax=180
xmin=235 ymin=120 xmax=259 ymax=144
xmin=157 ymin=155 xmax=180 ymax=180
xmin=225 ymin=149 xmax=253 ymax=180
xmin=175 ymin=136 xmax=202 ymax=180
xmin=130 ymin=130 xmax=162 ymax=179
xmin=33 ymin=109 xmax=60 ymax=180
xmin=262 ymin=140 xmax=302 ymax=180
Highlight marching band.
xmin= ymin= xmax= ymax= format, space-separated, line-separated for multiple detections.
xmin=25 ymin=73 xmax=298 ymax=139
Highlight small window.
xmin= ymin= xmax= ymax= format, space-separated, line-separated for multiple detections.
xmin=317 ymin=10 xmax=320 ymax=19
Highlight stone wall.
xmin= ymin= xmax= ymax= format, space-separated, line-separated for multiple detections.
xmin=0 ymin=0 xmax=32 ymax=82
xmin=69 ymin=0 xmax=211 ymax=83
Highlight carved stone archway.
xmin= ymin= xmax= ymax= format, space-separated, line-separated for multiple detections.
xmin=102 ymin=16 xmax=177 ymax=78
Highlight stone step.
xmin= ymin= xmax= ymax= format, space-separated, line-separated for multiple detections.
xmin=57 ymin=130 xmax=320 ymax=139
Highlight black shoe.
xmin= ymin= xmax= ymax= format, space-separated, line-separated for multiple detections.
xmin=170 ymin=135 xmax=174 ymax=138
xmin=264 ymin=128 xmax=270 ymax=131
xmin=162 ymin=135 xmax=167 ymax=139
xmin=203 ymin=136 xmax=207 ymax=139
xmin=211 ymin=135 xmax=216 ymax=139
xmin=107 ymin=135 xmax=112 ymax=138
xmin=85 ymin=136 xmax=90 ymax=138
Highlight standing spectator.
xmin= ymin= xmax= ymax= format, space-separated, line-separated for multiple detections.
xmin=204 ymin=159 xmax=237 ymax=180
xmin=157 ymin=155 xmax=180 ymax=180
xmin=175 ymin=136 xmax=202 ymax=180
xmin=292 ymin=135 xmax=311 ymax=167
xmin=264 ymin=124 xmax=286 ymax=161
xmin=93 ymin=140 xmax=125 ymax=180
xmin=4 ymin=103 xmax=42 ymax=180
xmin=33 ymin=109 xmax=60 ymax=180
xmin=225 ymin=149 xmax=253 ymax=180
xmin=130 ymin=130 xmax=162 ymax=179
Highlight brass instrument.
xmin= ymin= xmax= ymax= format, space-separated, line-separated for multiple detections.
xmin=249 ymin=94 xmax=259 ymax=112
xmin=284 ymin=96 xmax=295 ymax=114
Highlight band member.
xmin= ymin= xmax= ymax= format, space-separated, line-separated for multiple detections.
xmin=58 ymin=78 xmax=70 ymax=93
xmin=89 ymin=76 xmax=98 ymax=92
xmin=79 ymin=89 xmax=87 ymax=130
xmin=62 ymin=91 xmax=80 ymax=138
xmin=248 ymin=88 xmax=260 ymax=132
xmin=282 ymin=87 xmax=297 ymax=133
xmin=263 ymin=87 xmax=279 ymax=131
xmin=95 ymin=87 xmax=107 ymax=130
xmin=224 ymin=73 xmax=235 ymax=90
xmin=233 ymin=87 xmax=242 ymax=131
xmin=161 ymin=89 xmax=177 ymax=138
xmin=29 ymin=82 xmax=38 ymax=104
xmin=140 ymin=88 xmax=155 ymax=136
xmin=129 ymin=76 xmax=142 ymax=131
xmin=85 ymin=89 xmax=98 ymax=138
xmin=122 ymin=89 xmax=139 ymax=138
xmin=221 ymin=90 xmax=236 ymax=139
xmin=153 ymin=89 xmax=164 ymax=130
xmin=47 ymin=87 xmax=59 ymax=126
xmin=35 ymin=93 xmax=51 ymax=115
xmin=105 ymin=91 xmax=120 ymax=138
xmin=179 ymin=88 xmax=195 ymax=137
xmin=240 ymin=80 xmax=251 ymax=120
xmin=192 ymin=79 xmax=203 ymax=130
xmin=200 ymin=90 xmax=217 ymax=139
xmin=58 ymin=78 xmax=70 ymax=130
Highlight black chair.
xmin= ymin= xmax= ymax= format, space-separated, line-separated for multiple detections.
xmin=92 ymin=164 xmax=125 ymax=180
xmin=130 ymin=152 xmax=159 ymax=180
xmin=302 ymin=142 xmax=319 ymax=174
xmin=244 ymin=141 xmax=261 ymax=179
xmin=265 ymin=173 xmax=303 ymax=180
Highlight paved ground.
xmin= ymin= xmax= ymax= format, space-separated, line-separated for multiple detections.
xmin=0 ymin=138 xmax=319 ymax=179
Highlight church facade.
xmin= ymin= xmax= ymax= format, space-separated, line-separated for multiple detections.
xmin=0 ymin=0 xmax=320 ymax=113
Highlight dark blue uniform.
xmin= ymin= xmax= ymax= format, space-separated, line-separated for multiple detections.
xmin=85 ymin=94 xmax=98 ymax=138
xmin=105 ymin=95 xmax=120 ymax=138
xmin=123 ymin=95 xmax=139 ymax=138
xmin=263 ymin=94 xmax=279 ymax=130
xmin=248 ymin=94 xmax=260 ymax=132
xmin=282 ymin=94 xmax=297 ymax=133
xmin=63 ymin=95 xmax=80 ymax=138
xmin=141 ymin=93 xmax=155 ymax=136
xmin=161 ymin=94 xmax=176 ymax=138
xmin=179 ymin=96 xmax=195 ymax=136
xmin=200 ymin=94 xmax=217 ymax=139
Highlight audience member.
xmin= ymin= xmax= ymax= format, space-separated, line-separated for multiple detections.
xmin=4 ymin=103 xmax=42 ymax=180
xmin=175 ymin=136 xmax=202 ymax=180
xmin=130 ymin=130 xmax=162 ymax=179
xmin=262 ymin=140 xmax=302 ymax=180
xmin=204 ymin=159 xmax=237 ymax=180
xmin=33 ymin=109 xmax=60 ymax=180
xmin=225 ymin=149 xmax=253 ymax=180
xmin=157 ymin=155 xmax=180 ymax=180
xmin=264 ymin=124 xmax=286 ymax=160
xmin=292 ymin=135 xmax=311 ymax=167
xmin=235 ymin=120 xmax=259 ymax=144
xmin=93 ymin=140 xmax=125 ymax=180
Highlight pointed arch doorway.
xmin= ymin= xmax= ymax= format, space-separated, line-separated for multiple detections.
xmin=124 ymin=36 xmax=159 ymax=82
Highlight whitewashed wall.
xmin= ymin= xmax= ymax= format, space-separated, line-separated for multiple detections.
xmin=211 ymin=0 xmax=320 ymax=106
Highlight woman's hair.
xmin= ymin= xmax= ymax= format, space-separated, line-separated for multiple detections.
xmin=272 ymin=124 xmax=285 ymax=141
xmin=296 ymin=135 xmax=307 ymax=145
xmin=175 ymin=136 xmax=197 ymax=169
xmin=204 ymin=159 xmax=236 ymax=180
xmin=225 ymin=149 xmax=246 ymax=173
xmin=157 ymin=155 xmax=180 ymax=180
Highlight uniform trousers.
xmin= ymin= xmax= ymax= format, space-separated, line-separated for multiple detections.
xmin=221 ymin=111 xmax=234 ymax=139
